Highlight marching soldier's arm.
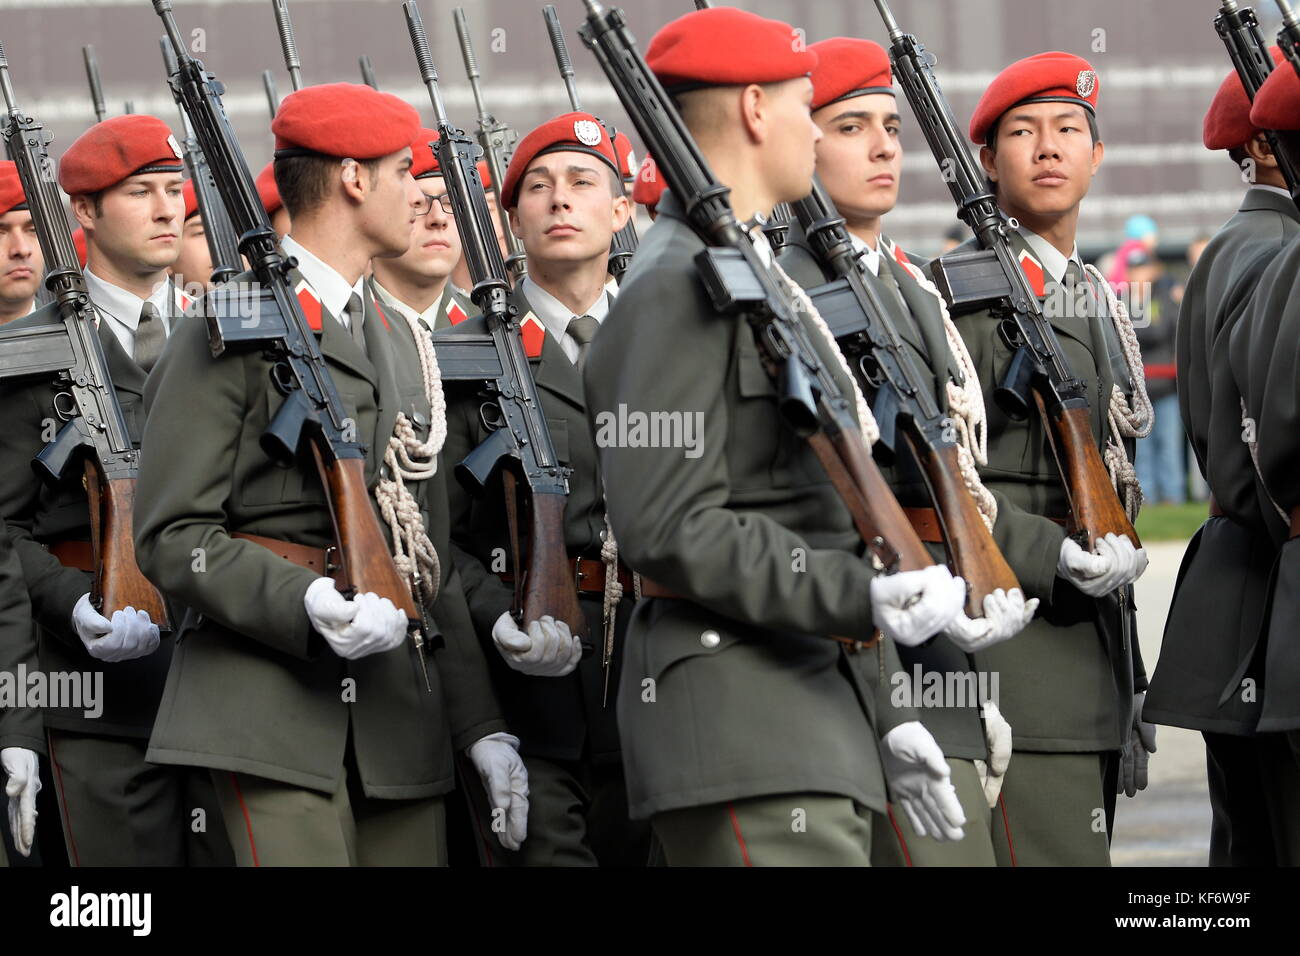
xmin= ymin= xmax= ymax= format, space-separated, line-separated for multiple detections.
xmin=585 ymin=261 xmax=877 ymax=639
xmin=134 ymin=316 xmax=320 ymax=660
xmin=1248 ymin=248 xmax=1300 ymax=515
xmin=428 ymin=557 xmax=508 ymax=749
xmin=0 ymin=517 xmax=44 ymax=754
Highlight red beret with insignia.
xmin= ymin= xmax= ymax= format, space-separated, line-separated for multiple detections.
xmin=501 ymin=111 xmax=621 ymax=209
xmin=58 ymin=114 xmax=184 ymax=195
xmin=272 ymin=83 xmax=420 ymax=160
xmin=1206 ymin=48 xmax=1284 ymax=148
xmin=631 ymin=154 xmax=665 ymax=213
xmin=969 ymin=52 xmax=1100 ymax=146
xmin=810 ymin=38 xmax=893 ymax=112
xmin=612 ymin=130 xmax=637 ymax=183
xmin=1250 ymin=54 xmax=1300 ymax=134
xmin=255 ymin=161 xmax=283 ymax=216
xmin=0 ymin=161 xmax=29 ymax=217
xmin=646 ymin=8 xmax=818 ymax=92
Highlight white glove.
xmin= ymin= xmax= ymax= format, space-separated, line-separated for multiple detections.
xmin=303 ymin=576 xmax=407 ymax=660
xmin=491 ymin=611 xmax=583 ymax=678
xmin=71 ymin=592 xmax=160 ymax=662
xmin=2 ymin=747 xmax=40 ymax=858
xmin=467 ymin=732 xmax=529 ymax=851
xmin=1057 ymin=533 xmax=1149 ymax=597
xmin=942 ymin=588 xmax=1039 ymax=653
xmin=869 ymin=564 xmax=967 ymax=647
xmin=1119 ymin=691 xmax=1157 ymax=798
xmin=973 ymin=700 xmax=1013 ymax=808
xmin=880 ymin=721 xmax=966 ymax=841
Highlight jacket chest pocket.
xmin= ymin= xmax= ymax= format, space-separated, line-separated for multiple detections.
xmin=544 ymin=417 xmax=571 ymax=465
xmin=729 ymin=335 xmax=829 ymax=492
xmin=117 ymin=394 xmax=144 ymax=446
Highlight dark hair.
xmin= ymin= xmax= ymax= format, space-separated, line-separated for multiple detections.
xmin=274 ymin=154 xmax=381 ymax=218
xmin=985 ymin=108 xmax=1101 ymax=151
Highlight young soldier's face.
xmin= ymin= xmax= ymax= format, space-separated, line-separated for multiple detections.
xmin=509 ymin=150 xmax=630 ymax=267
xmin=79 ymin=173 xmax=185 ymax=274
xmin=169 ymin=214 xmax=213 ymax=292
xmin=389 ymin=176 xmax=463 ymax=282
xmin=362 ymin=148 xmax=426 ymax=259
xmin=764 ymin=77 xmax=822 ymax=205
xmin=812 ymin=92 xmax=902 ymax=221
xmin=0 ymin=209 xmax=42 ymax=308
xmin=979 ymin=102 xmax=1103 ymax=219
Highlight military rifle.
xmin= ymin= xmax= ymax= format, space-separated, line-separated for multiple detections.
xmin=578 ymin=0 xmax=935 ymax=587
xmin=0 ymin=40 xmax=170 ymax=629
xmin=262 ymin=69 xmax=279 ymax=118
xmin=271 ymin=0 xmax=304 ymax=92
xmin=152 ymin=0 xmax=421 ymax=635
xmin=81 ymin=46 xmax=107 ymax=123
xmin=876 ymin=0 xmax=1140 ymax=552
xmin=359 ymin=55 xmax=378 ymax=89
xmin=541 ymin=3 xmax=639 ymax=281
xmin=403 ymin=0 xmax=587 ymax=643
xmin=1275 ymin=0 xmax=1300 ymax=76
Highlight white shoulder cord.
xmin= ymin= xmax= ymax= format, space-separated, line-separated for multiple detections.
xmin=374 ymin=309 xmax=448 ymax=607
xmin=1240 ymin=397 xmax=1290 ymax=525
xmin=1085 ymin=264 xmax=1154 ymax=522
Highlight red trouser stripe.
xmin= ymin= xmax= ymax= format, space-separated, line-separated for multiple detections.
xmin=886 ymin=805 xmax=914 ymax=867
xmin=46 ymin=733 xmax=80 ymax=867
xmin=726 ymin=802 xmax=753 ymax=867
xmin=997 ymin=792 xmax=1018 ymax=867
xmin=229 ymin=773 xmax=260 ymax=868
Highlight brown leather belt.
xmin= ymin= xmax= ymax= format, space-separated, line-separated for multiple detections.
xmin=1292 ymin=506 xmax=1300 ymax=540
xmin=499 ymin=557 xmax=635 ymax=596
xmin=903 ymin=507 xmax=944 ymax=544
xmin=639 ymin=577 xmax=878 ymax=650
xmin=232 ymin=532 xmax=335 ymax=574
xmin=49 ymin=540 xmax=94 ymax=573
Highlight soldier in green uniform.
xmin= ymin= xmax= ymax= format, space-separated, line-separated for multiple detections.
xmin=369 ymin=129 xmax=475 ymax=333
xmin=1145 ymin=56 xmax=1299 ymax=866
xmin=133 ymin=83 xmax=525 ymax=866
xmin=1 ymin=517 xmax=40 ymax=865
xmin=933 ymin=53 xmax=1154 ymax=865
xmin=777 ymin=37 xmax=1040 ymax=867
xmin=440 ymin=110 xmax=654 ymax=866
xmin=0 ymin=114 xmax=230 ymax=866
xmin=1223 ymin=62 xmax=1300 ymax=865
xmin=583 ymin=7 xmax=972 ymax=866
xmin=0 ymin=161 xmax=42 ymax=325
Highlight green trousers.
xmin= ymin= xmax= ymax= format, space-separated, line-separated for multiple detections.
xmin=871 ymin=757 xmax=996 ymax=866
xmin=210 ymin=759 xmax=447 ymax=867
xmin=652 ymin=792 xmax=876 ymax=866
xmin=48 ymin=728 xmax=232 ymax=866
xmin=989 ymin=750 xmax=1115 ymax=866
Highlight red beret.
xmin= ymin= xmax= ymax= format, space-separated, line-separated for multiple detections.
xmin=182 ymin=179 xmax=200 ymax=220
xmin=59 ymin=115 xmax=184 ymax=195
xmin=478 ymin=160 xmax=492 ymax=190
xmin=612 ymin=131 xmax=637 ymax=182
xmin=1206 ymin=48 xmax=1284 ymax=148
xmin=0 ymin=162 xmax=28 ymax=217
xmin=255 ymin=161 xmax=282 ymax=216
xmin=501 ymin=111 xmax=621 ymax=209
xmin=810 ymin=38 xmax=893 ymax=112
xmin=647 ymin=8 xmax=817 ymax=92
xmin=72 ymin=227 xmax=87 ymax=268
xmin=969 ymin=52 xmax=1100 ymax=146
xmin=1250 ymin=55 xmax=1300 ymax=134
xmin=272 ymin=83 xmax=419 ymax=160
xmin=631 ymin=154 xmax=665 ymax=213
xmin=411 ymin=128 xmax=441 ymax=179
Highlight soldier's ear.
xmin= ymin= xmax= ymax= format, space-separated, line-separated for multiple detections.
xmin=69 ymin=194 xmax=96 ymax=231
xmin=610 ymin=193 xmax=631 ymax=233
xmin=1245 ymin=132 xmax=1279 ymax=170
xmin=978 ymin=145 xmax=998 ymax=183
xmin=1090 ymin=138 xmax=1105 ymax=175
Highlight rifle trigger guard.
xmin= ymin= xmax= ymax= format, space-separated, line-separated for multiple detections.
xmin=479 ymin=401 xmax=505 ymax=432
xmin=269 ymin=360 xmax=294 ymax=396
xmin=52 ymin=389 xmax=77 ymax=423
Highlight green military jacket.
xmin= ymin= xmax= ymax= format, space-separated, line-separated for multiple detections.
xmin=778 ymin=228 xmax=995 ymax=760
xmin=935 ymin=230 xmax=1144 ymax=753
xmin=134 ymin=269 xmax=504 ymax=798
xmin=0 ymin=517 xmax=41 ymax=754
xmin=1146 ymin=188 xmax=1299 ymax=735
xmin=439 ymin=285 xmax=631 ymax=765
xmin=583 ymin=191 xmax=916 ymax=820
xmin=1230 ymin=230 xmax=1300 ymax=733
xmin=0 ymin=292 xmax=185 ymax=738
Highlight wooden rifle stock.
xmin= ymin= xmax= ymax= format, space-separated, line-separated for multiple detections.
xmin=908 ymin=437 xmax=1020 ymax=616
xmin=1039 ymin=397 xmax=1140 ymax=551
xmin=311 ymin=444 xmax=419 ymax=620
xmin=516 ymin=486 xmax=589 ymax=640
xmin=85 ymin=460 xmax=170 ymax=627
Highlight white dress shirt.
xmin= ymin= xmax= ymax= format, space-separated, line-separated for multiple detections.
xmin=520 ymin=275 xmax=613 ymax=365
xmin=371 ymin=279 xmax=445 ymax=336
xmin=280 ymin=234 xmax=365 ymax=330
xmin=1016 ymin=226 xmax=1084 ymax=285
xmin=83 ymin=269 xmax=175 ymax=361
xmin=849 ymin=232 xmax=883 ymax=277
